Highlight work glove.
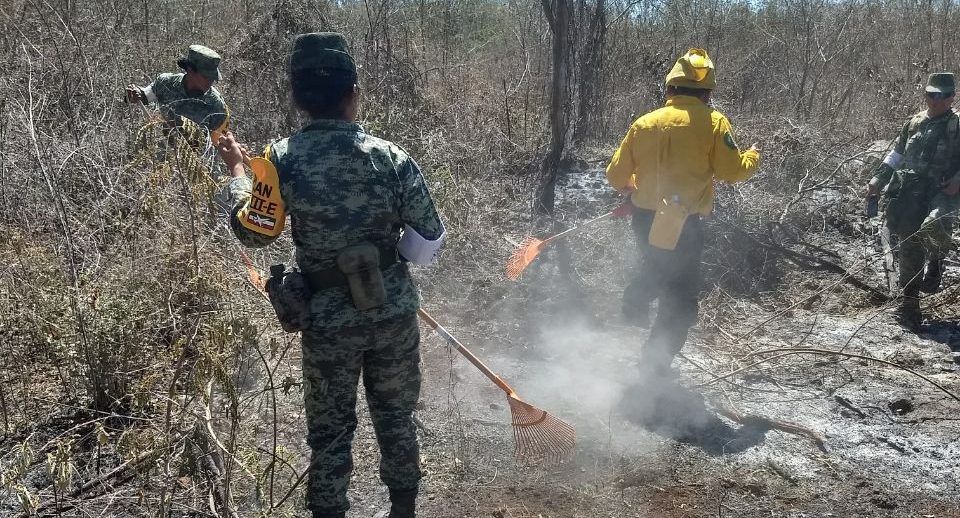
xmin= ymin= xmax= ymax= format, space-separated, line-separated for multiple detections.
xmin=613 ymin=197 xmax=635 ymax=218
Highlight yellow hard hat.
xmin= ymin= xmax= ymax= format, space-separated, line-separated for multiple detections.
xmin=665 ymin=48 xmax=716 ymax=90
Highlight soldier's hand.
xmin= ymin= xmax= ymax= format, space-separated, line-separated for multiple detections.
xmin=942 ymin=175 xmax=960 ymax=196
xmin=612 ymin=196 xmax=635 ymax=218
xmin=124 ymin=85 xmax=145 ymax=104
xmin=216 ymin=131 xmax=246 ymax=175
xmin=867 ymin=178 xmax=880 ymax=197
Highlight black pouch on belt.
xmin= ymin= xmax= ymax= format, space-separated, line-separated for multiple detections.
xmin=336 ymin=243 xmax=387 ymax=310
xmin=265 ymin=264 xmax=313 ymax=333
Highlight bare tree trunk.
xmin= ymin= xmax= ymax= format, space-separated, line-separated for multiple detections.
xmin=538 ymin=0 xmax=574 ymax=215
xmin=573 ymin=0 xmax=607 ymax=145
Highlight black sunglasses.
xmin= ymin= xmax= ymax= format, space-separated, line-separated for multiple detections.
xmin=925 ymin=91 xmax=954 ymax=100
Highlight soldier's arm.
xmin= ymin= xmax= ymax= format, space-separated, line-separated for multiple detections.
xmin=125 ymin=81 xmax=158 ymax=105
xmin=220 ymin=134 xmax=284 ymax=248
xmin=606 ymin=123 xmax=639 ymax=192
xmin=397 ymin=155 xmax=445 ymax=264
xmin=873 ymin=122 xmax=910 ymax=188
xmin=711 ymin=116 xmax=760 ymax=182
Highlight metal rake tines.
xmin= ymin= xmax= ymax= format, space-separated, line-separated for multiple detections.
xmin=507 ymin=395 xmax=576 ymax=464
xmin=505 ymin=237 xmax=545 ymax=280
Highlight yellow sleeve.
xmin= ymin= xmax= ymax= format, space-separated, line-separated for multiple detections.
xmin=711 ymin=115 xmax=759 ymax=182
xmin=606 ymin=124 xmax=639 ymax=191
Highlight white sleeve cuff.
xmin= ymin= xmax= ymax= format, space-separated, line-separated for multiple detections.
xmin=143 ymin=85 xmax=157 ymax=104
xmin=882 ymin=150 xmax=902 ymax=169
xmin=397 ymin=224 xmax=446 ymax=264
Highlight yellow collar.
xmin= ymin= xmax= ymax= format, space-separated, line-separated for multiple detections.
xmin=666 ymin=95 xmax=705 ymax=107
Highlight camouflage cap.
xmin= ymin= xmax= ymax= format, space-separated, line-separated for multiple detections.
xmin=925 ymin=72 xmax=955 ymax=94
xmin=289 ymin=32 xmax=356 ymax=75
xmin=182 ymin=45 xmax=222 ymax=82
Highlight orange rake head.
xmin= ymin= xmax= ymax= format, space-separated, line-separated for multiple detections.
xmin=506 ymin=237 xmax=547 ymax=280
xmin=239 ymin=251 xmax=268 ymax=296
xmin=507 ymin=393 xmax=576 ymax=464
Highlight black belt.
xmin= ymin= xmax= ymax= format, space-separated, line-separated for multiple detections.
xmin=304 ymin=245 xmax=401 ymax=291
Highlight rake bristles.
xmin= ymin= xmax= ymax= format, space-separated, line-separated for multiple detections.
xmin=508 ymin=394 xmax=576 ymax=464
xmin=505 ymin=236 xmax=545 ymax=280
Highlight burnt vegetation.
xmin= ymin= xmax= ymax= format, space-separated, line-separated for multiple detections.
xmin=2 ymin=0 xmax=960 ymax=516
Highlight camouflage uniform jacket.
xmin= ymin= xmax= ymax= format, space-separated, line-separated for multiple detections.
xmin=146 ymin=73 xmax=228 ymax=132
xmin=875 ymin=108 xmax=960 ymax=187
xmin=228 ymin=119 xmax=444 ymax=330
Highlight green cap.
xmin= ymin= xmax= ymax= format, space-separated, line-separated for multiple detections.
xmin=925 ymin=72 xmax=955 ymax=94
xmin=182 ymin=45 xmax=222 ymax=82
xmin=289 ymin=32 xmax=356 ymax=75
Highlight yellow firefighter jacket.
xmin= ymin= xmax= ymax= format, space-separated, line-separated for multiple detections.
xmin=606 ymin=95 xmax=760 ymax=216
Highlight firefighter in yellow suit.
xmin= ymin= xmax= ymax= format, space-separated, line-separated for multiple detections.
xmin=607 ymin=48 xmax=760 ymax=380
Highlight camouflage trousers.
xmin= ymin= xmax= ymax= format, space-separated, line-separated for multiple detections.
xmin=301 ymin=314 xmax=422 ymax=514
xmin=887 ymin=188 xmax=959 ymax=296
xmin=624 ymin=209 xmax=704 ymax=373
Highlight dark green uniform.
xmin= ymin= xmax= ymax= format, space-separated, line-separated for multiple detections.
xmin=874 ymin=109 xmax=960 ymax=311
xmin=147 ymin=72 xmax=228 ymax=132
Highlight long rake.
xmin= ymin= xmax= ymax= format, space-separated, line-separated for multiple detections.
xmin=238 ymin=251 xmax=576 ymax=463
xmin=417 ymin=309 xmax=576 ymax=463
xmin=506 ymin=198 xmax=633 ymax=280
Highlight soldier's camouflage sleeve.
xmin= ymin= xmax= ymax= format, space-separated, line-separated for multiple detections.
xmin=874 ymin=122 xmax=910 ymax=186
xmin=228 ymin=175 xmax=280 ymax=248
xmin=398 ymin=156 xmax=444 ymax=239
xmin=948 ymin=115 xmax=960 ymax=182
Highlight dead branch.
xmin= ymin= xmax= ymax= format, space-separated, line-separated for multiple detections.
xmin=25 ymin=447 xmax=159 ymax=518
xmin=701 ymin=347 xmax=960 ymax=405
xmin=715 ymin=405 xmax=828 ymax=453
xmin=716 ymin=220 xmax=889 ymax=301
xmin=190 ymin=421 xmax=240 ymax=518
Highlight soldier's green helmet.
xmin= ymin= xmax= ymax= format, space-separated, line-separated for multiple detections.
xmin=289 ymin=32 xmax=356 ymax=77
xmin=925 ymin=72 xmax=955 ymax=95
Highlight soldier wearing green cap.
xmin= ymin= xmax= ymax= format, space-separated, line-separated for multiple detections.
xmin=867 ymin=72 xmax=960 ymax=330
xmin=217 ymin=32 xmax=443 ymax=518
xmin=125 ymin=44 xmax=229 ymax=137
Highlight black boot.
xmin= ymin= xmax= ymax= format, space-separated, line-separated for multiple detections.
xmin=387 ymin=487 xmax=417 ymax=518
xmin=312 ymin=511 xmax=346 ymax=518
xmin=920 ymin=259 xmax=944 ymax=294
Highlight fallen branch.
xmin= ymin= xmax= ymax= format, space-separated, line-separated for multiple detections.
xmin=191 ymin=422 xmax=240 ymax=518
xmin=715 ymin=405 xmax=828 ymax=453
xmin=701 ymin=347 xmax=960 ymax=405
xmin=26 ymin=447 xmax=159 ymax=518
xmin=716 ymin=220 xmax=889 ymax=301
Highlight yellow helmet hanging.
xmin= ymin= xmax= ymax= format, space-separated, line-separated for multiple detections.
xmin=665 ymin=48 xmax=716 ymax=90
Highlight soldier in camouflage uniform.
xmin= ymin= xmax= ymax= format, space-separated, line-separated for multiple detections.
xmin=869 ymin=72 xmax=960 ymax=330
xmin=217 ymin=33 xmax=444 ymax=518
xmin=125 ymin=45 xmax=230 ymax=139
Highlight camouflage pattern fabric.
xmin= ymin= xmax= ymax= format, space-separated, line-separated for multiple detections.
xmin=624 ymin=209 xmax=704 ymax=374
xmin=875 ymin=109 xmax=960 ymax=296
xmin=227 ymin=118 xmax=442 ymax=514
xmin=149 ymin=72 xmax=228 ymax=131
xmin=895 ymin=190 xmax=958 ymax=295
xmin=301 ymin=315 xmax=422 ymax=513
xmin=228 ymin=118 xmax=444 ymax=330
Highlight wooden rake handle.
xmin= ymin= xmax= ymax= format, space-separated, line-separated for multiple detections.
xmin=541 ymin=211 xmax=614 ymax=245
xmin=417 ymin=308 xmax=517 ymax=396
